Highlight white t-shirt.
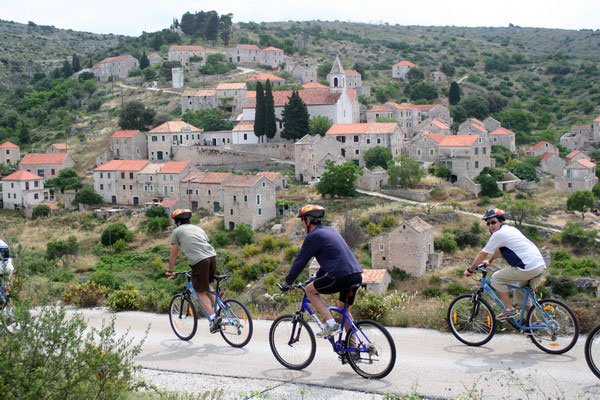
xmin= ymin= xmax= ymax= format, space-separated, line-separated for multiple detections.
xmin=482 ymin=224 xmax=546 ymax=271
xmin=0 ymin=258 xmax=14 ymax=285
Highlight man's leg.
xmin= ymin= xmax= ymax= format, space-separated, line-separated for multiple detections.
xmin=306 ymin=282 xmax=334 ymax=322
xmin=196 ymin=290 xmax=214 ymax=316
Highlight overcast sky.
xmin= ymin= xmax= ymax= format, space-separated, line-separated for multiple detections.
xmin=2 ymin=0 xmax=599 ymax=36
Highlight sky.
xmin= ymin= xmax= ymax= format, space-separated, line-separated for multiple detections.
xmin=1 ymin=0 xmax=599 ymax=36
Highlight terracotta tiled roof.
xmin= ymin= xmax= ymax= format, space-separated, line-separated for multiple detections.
xmin=437 ymin=134 xmax=480 ymax=147
xmin=576 ymin=159 xmax=596 ymax=168
xmin=245 ymin=73 xmax=285 ymax=82
xmin=224 ymin=174 xmax=263 ymax=187
xmin=528 ymin=141 xmax=549 ymax=151
xmin=431 ymin=120 xmax=450 ymax=129
xmin=467 ymin=124 xmax=487 ymax=133
xmin=183 ymin=171 xmax=232 ymax=184
xmin=94 ymin=160 xmax=149 ymax=172
xmin=490 ymin=127 xmax=515 ymax=136
xmin=347 ymin=89 xmax=357 ymax=103
xmin=160 ymin=198 xmax=180 ymax=207
xmin=51 ymin=143 xmax=69 ymax=150
xmin=149 ymin=121 xmax=202 ymax=133
xmin=362 ymin=269 xmax=388 ymax=283
xmin=245 ymin=89 xmax=341 ymax=108
xmin=91 ymin=64 xmax=99 ymax=69
xmin=169 ymin=45 xmax=205 ymax=51
xmin=100 ymin=55 xmax=131 ymax=63
xmin=44 ymin=202 xmax=59 ymax=211
xmin=541 ymin=152 xmax=556 ymax=161
xmin=182 ymin=89 xmax=216 ymax=97
xmin=262 ymin=46 xmax=283 ymax=51
xmin=111 ymin=130 xmax=140 ymax=139
xmin=345 ymin=70 xmax=360 ymax=76
xmin=0 ymin=141 xmax=19 ymax=149
xmin=394 ymin=61 xmax=417 ymax=67
xmin=411 ymin=104 xmax=437 ymax=111
xmin=148 ymin=53 xmax=159 ymax=57
xmin=238 ymin=44 xmax=261 ymax=51
xmin=159 ymin=161 xmax=189 ymax=174
xmin=233 ymin=120 xmax=254 ymax=131
xmin=302 ymin=82 xmax=328 ymax=89
xmin=2 ymin=170 xmax=43 ymax=181
xmin=326 ymin=123 xmax=398 ymax=135
xmin=257 ymin=172 xmax=281 ymax=181
xmin=566 ymin=150 xmax=583 ymax=159
xmin=216 ymin=82 xmax=246 ymax=90
xmin=424 ymin=133 xmax=448 ymax=144
xmin=20 ymin=153 xmax=69 ymax=165
xmin=595 ymin=116 xmax=600 ymax=122
xmin=468 ymin=118 xmax=484 ymax=126
xmin=368 ymin=105 xmax=392 ymax=113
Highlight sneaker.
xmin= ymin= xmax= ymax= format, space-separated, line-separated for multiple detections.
xmin=496 ymin=308 xmax=517 ymax=320
xmin=317 ymin=323 xmax=341 ymax=338
xmin=209 ymin=316 xmax=222 ymax=333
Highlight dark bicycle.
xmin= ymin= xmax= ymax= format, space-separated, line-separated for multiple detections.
xmin=585 ymin=324 xmax=600 ymax=379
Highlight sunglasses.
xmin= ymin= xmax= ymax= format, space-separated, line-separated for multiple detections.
xmin=486 ymin=220 xmax=500 ymax=226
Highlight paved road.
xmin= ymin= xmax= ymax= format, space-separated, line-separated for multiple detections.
xmin=74 ymin=309 xmax=598 ymax=399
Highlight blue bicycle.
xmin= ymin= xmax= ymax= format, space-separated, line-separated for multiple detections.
xmin=269 ymin=279 xmax=396 ymax=379
xmin=447 ymin=265 xmax=579 ymax=354
xmin=168 ymin=271 xmax=253 ymax=348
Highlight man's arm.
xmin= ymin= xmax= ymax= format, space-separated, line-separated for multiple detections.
xmin=485 ymin=249 xmax=501 ymax=265
xmin=167 ymin=243 xmax=178 ymax=276
xmin=465 ymin=250 xmax=490 ymax=276
xmin=285 ymin=235 xmax=318 ymax=285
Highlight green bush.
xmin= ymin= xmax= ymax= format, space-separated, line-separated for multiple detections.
xmin=434 ymin=234 xmax=458 ymax=253
xmin=284 ymin=246 xmax=300 ymax=262
xmin=546 ymin=275 xmax=576 ymax=298
xmin=453 ymin=229 xmax=481 ymax=248
xmin=446 ymin=283 xmax=469 ymax=296
xmin=209 ymin=232 xmax=230 ymax=248
xmin=241 ymin=244 xmax=261 ymax=258
xmin=423 ymin=286 xmax=444 ymax=298
xmin=147 ymin=217 xmax=170 ymax=233
xmin=561 ymin=222 xmax=597 ymax=252
xmin=89 ymin=270 xmax=120 ymax=290
xmin=20 ymin=252 xmax=54 ymax=274
xmin=274 ymin=238 xmax=289 ymax=250
xmin=429 ymin=275 xmax=442 ymax=285
xmin=112 ymin=238 xmax=129 ymax=253
xmin=257 ymin=255 xmax=279 ymax=273
xmin=367 ymin=222 xmax=382 ymax=237
xmin=389 ymin=269 xmax=411 ymax=281
xmin=228 ymin=271 xmax=247 ymax=292
xmin=145 ymin=205 xmax=168 ymax=219
xmin=381 ymin=215 xmax=397 ymax=229
xmin=50 ymin=268 xmax=74 ymax=282
xmin=353 ymin=291 xmax=391 ymax=322
xmin=105 ymin=284 xmax=142 ymax=311
xmin=46 ymin=235 xmax=79 ymax=259
xmin=231 ymin=224 xmax=253 ymax=245
xmin=32 ymin=204 xmax=52 ymax=219
xmin=260 ymin=236 xmax=276 ymax=251
xmin=62 ymin=282 xmax=108 ymax=307
xmin=0 ymin=306 xmax=144 ymax=399
xmin=101 ymin=222 xmax=133 ymax=246
xmin=94 ymin=251 xmax=158 ymax=272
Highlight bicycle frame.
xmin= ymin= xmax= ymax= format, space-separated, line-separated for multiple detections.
xmin=180 ymin=275 xmax=241 ymax=327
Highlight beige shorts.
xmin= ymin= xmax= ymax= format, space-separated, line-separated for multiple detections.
xmin=491 ymin=265 xmax=545 ymax=305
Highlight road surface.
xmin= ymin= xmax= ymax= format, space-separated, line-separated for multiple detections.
xmin=73 ymin=308 xmax=599 ymax=399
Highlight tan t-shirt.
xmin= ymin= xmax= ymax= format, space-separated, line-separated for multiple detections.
xmin=171 ymin=224 xmax=217 ymax=266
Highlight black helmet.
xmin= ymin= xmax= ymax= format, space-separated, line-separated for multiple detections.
xmin=482 ymin=208 xmax=506 ymax=221
xmin=171 ymin=208 xmax=192 ymax=220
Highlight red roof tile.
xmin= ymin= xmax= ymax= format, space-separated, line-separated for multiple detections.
xmin=225 ymin=175 xmax=263 ymax=187
xmin=347 ymin=89 xmax=357 ymax=103
xmin=262 ymin=46 xmax=283 ymax=51
xmin=431 ymin=120 xmax=450 ymax=130
xmin=238 ymin=44 xmax=261 ymax=51
xmin=595 ymin=116 xmax=600 ymax=122
xmin=394 ymin=61 xmax=417 ymax=67
xmin=345 ymin=70 xmax=360 ymax=76
xmin=245 ymin=89 xmax=341 ymax=108
xmin=216 ymin=82 xmax=246 ymax=90
xmin=368 ymin=105 xmax=392 ymax=113
xmin=436 ymin=134 xmax=480 ymax=147
xmin=245 ymin=73 xmax=285 ymax=82
xmin=51 ymin=143 xmax=69 ymax=150
xmin=528 ymin=141 xmax=549 ymax=151
xmin=233 ymin=120 xmax=254 ymax=131
xmin=425 ymin=133 xmax=448 ymax=144
xmin=160 ymin=198 xmax=180 ymax=207
xmin=149 ymin=121 xmax=202 ymax=133
xmin=326 ymin=123 xmax=398 ymax=135
xmin=182 ymin=89 xmax=216 ymax=97
xmin=169 ymin=45 xmax=205 ymax=51
xmin=302 ymin=82 xmax=328 ymax=89
xmin=0 ymin=141 xmax=19 ymax=149
xmin=183 ymin=171 xmax=232 ymax=184
xmin=362 ymin=269 xmax=388 ymax=283
xmin=44 ymin=202 xmax=59 ymax=211
xmin=541 ymin=152 xmax=556 ymax=161
xmin=20 ymin=153 xmax=69 ymax=165
xmin=566 ymin=150 xmax=582 ymax=159
xmin=2 ymin=170 xmax=43 ymax=181
xmin=159 ymin=161 xmax=189 ymax=174
xmin=490 ymin=127 xmax=515 ymax=136
xmin=111 ymin=130 xmax=140 ymax=139
xmin=94 ymin=160 xmax=149 ymax=172
xmin=257 ymin=172 xmax=281 ymax=181
xmin=100 ymin=55 xmax=132 ymax=63
xmin=576 ymin=159 xmax=596 ymax=168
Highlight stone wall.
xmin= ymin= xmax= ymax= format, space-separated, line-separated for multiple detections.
xmin=173 ymin=146 xmax=270 ymax=166
xmin=381 ymin=189 xmax=429 ymax=202
xmin=227 ymin=142 xmax=294 ymax=160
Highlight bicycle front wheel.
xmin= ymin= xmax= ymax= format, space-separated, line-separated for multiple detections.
xmin=527 ymin=299 xmax=579 ymax=354
xmin=169 ymin=294 xmax=197 ymax=341
xmin=269 ymin=314 xmax=316 ymax=370
xmin=585 ymin=324 xmax=600 ymax=379
xmin=448 ymin=294 xmax=496 ymax=346
xmin=218 ymin=299 xmax=253 ymax=348
xmin=345 ymin=319 xmax=396 ymax=379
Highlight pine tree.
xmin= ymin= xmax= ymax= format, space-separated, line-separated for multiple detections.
xmin=254 ymin=82 xmax=265 ymax=142
xmin=264 ymin=80 xmax=277 ymax=140
xmin=449 ymin=81 xmax=461 ymax=106
xmin=281 ymin=91 xmax=309 ymax=141
xmin=205 ymin=13 xmax=219 ymax=44
xmin=140 ymin=50 xmax=150 ymax=70
xmin=219 ymin=14 xmax=233 ymax=45
xmin=72 ymin=54 xmax=81 ymax=73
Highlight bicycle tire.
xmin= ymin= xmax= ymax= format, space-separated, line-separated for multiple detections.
xmin=585 ymin=324 xmax=600 ymax=379
xmin=448 ymin=294 xmax=496 ymax=346
xmin=269 ymin=314 xmax=316 ymax=370
xmin=168 ymin=294 xmax=197 ymax=341
xmin=345 ymin=319 xmax=396 ymax=379
xmin=526 ymin=299 xmax=579 ymax=354
xmin=218 ymin=299 xmax=253 ymax=348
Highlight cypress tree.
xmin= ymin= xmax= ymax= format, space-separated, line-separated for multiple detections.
xmin=264 ymin=80 xmax=277 ymax=140
xmin=72 ymin=53 xmax=81 ymax=73
xmin=62 ymin=59 xmax=73 ymax=78
xmin=281 ymin=91 xmax=309 ymax=141
xmin=449 ymin=81 xmax=461 ymax=106
xmin=253 ymin=81 xmax=265 ymax=142
xmin=139 ymin=50 xmax=150 ymax=70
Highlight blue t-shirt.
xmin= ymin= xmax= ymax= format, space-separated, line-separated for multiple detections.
xmin=285 ymin=225 xmax=362 ymax=285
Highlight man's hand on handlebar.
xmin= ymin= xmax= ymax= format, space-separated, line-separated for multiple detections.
xmin=165 ymin=271 xmax=176 ymax=279
xmin=278 ymin=282 xmax=292 ymax=292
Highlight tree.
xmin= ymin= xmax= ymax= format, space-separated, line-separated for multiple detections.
xmin=497 ymin=198 xmax=540 ymax=227
xmin=440 ymin=62 xmax=455 ymax=77
xmin=62 ymin=59 xmax=73 ymax=78
xmin=387 ymin=156 xmax=423 ymax=188
xmin=219 ymin=13 xmax=233 ymax=45
xmin=498 ymin=109 xmax=534 ymax=144
xmin=477 ymin=174 xmax=502 ymax=197
xmin=145 ymin=205 xmax=168 ymax=219
xmin=460 ymin=96 xmax=489 ymax=120
xmin=205 ymin=13 xmax=219 ymax=44
xmin=317 ymin=161 xmax=362 ymax=197
xmin=280 ymin=91 xmax=309 ymax=140
xmin=139 ymin=51 xmax=149 ymax=70
xmin=18 ymin=122 xmax=30 ymax=144
xmin=231 ymin=224 xmax=253 ymax=245
xmin=363 ymin=146 xmax=392 ymax=170
xmin=432 ymin=165 xmax=450 ymax=180
xmin=567 ymin=190 xmax=595 ymax=219
xmin=151 ymin=34 xmax=164 ymax=51
xmin=119 ymin=101 xmax=155 ymax=131
xmin=509 ymin=161 xmax=538 ymax=182
xmin=73 ymin=186 xmax=102 ymax=205
xmin=406 ymin=67 xmax=425 ymax=83
xmin=317 ymin=62 xmax=333 ymax=79
xmin=406 ymin=82 xmax=438 ymax=101
xmin=101 ymin=222 xmax=133 ymax=246
xmin=593 ymin=182 xmax=600 ymax=199
xmin=449 ymin=81 xmax=460 ymax=106
xmin=253 ymin=81 xmax=265 ymax=141
xmin=72 ymin=54 xmax=81 ymax=73
xmin=45 ymin=168 xmax=82 ymax=191
xmin=264 ymin=80 xmax=277 ymax=140
xmin=182 ymin=109 xmax=233 ymax=131
xmin=32 ymin=204 xmax=52 ymax=219
xmin=159 ymin=61 xmax=182 ymax=79
xmin=308 ymin=115 xmax=332 ymax=136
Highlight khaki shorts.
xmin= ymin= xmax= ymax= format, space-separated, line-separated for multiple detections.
xmin=491 ymin=265 xmax=545 ymax=306
xmin=190 ymin=256 xmax=217 ymax=292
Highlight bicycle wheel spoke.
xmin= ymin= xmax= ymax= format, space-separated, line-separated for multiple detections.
xmin=169 ymin=295 xmax=197 ymax=341
xmin=346 ymin=320 xmax=396 ymax=379
xmin=527 ymin=299 xmax=579 ymax=354
xmin=219 ymin=299 xmax=253 ymax=348
xmin=269 ymin=315 xmax=316 ymax=370
xmin=448 ymin=295 xmax=496 ymax=346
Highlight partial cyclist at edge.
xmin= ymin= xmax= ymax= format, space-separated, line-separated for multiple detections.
xmin=166 ymin=209 xmax=221 ymax=333
xmin=465 ymin=208 xmax=546 ymax=320
xmin=281 ymin=205 xmax=363 ymax=338
xmin=1 ymin=239 xmax=16 ymax=306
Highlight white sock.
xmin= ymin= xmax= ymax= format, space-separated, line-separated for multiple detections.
xmin=326 ymin=319 xmax=336 ymax=327
xmin=210 ymin=313 xmax=216 ymax=321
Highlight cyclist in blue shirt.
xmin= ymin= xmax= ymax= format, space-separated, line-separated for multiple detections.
xmin=281 ymin=205 xmax=363 ymax=337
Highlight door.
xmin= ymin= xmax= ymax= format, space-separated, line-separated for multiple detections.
xmin=213 ymin=202 xmax=220 ymax=212
xmin=157 ymin=151 xmax=163 ymax=160
xmin=228 ymin=221 xmax=235 ymax=230
xmin=111 ymin=196 xmax=116 ymax=204
xmin=133 ymin=197 xmax=139 ymax=206
xmin=191 ymin=201 xmax=198 ymax=211
xmin=212 ymin=138 xmax=217 ymax=146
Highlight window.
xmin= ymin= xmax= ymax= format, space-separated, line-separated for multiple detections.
xmin=124 ymin=139 xmax=128 ymax=144
xmin=379 ymin=243 xmax=384 ymax=252
xmin=170 ymin=175 xmax=173 ymax=181
xmin=233 ymin=195 xmax=237 ymax=202
xmin=256 ymin=194 xmax=261 ymax=205
xmin=170 ymin=186 xmax=174 ymax=192
xmin=122 ymin=185 xmax=126 ymax=190
xmin=34 ymin=181 xmax=38 ymax=188
xmin=51 ymin=169 xmax=56 ymax=176
xmin=355 ymin=149 xmax=359 ymax=155
xmin=429 ymin=149 xmax=434 ymax=156
xmin=475 ymin=161 xmax=479 ymax=169
xmin=37 ymin=169 xmax=44 ymax=177
xmin=152 ymin=136 xmax=158 ymax=142
xmin=208 ymin=190 xmax=211 ymax=195
xmin=354 ymin=135 xmax=359 ymax=143
xmin=100 ymin=184 xmax=104 ymax=190
xmin=262 ymin=181 xmax=266 ymax=187
xmin=493 ymin=137 xmax=498 ymax=142
xmin=100 ymin=172 xmax=103 ymax=179
xmin=243 ymin=133 xmax=247 ymax=140
xmin=34 ymin=193 xmax=38 ymax=200
xmin=115 ymin=139 xmax=120 ymax=145
xmin=417 ymin=149 xmax=422 ymax=156
xmin=483 ymin=147 xmax=487 ymax=154
xmin=478 ymin=137 xmax=482 ymax=143
xmin=366 ymin=138 xmax=371 ymax=144
xmin=244 ymin=195 xmax=248 ymax=202
xmin=377 ymin=138 xmax=381 ymax=144
xmin=230 ymin=209 xmax=233 ymax=215
xmin=163 ymin=175 xmax=167 ymax=181
xmin=129 ymin=185 xmax=133 ymax=190
xmin=474 ymin=147 xmax=479 ymax=155
xmin=568 ymin=182 xmax=573 ymax=188
xmin=466 ymin=161 xmax=470 ymax=170
xmin=108 ymin=173 xmax=111 ymax=178
xmin=129 ymin=172 xmax=134 ymax=179
xmin=258 ymin=208 xmax=262 ymax=215
xmin=162 ymin=136 xmax=166 ymax=142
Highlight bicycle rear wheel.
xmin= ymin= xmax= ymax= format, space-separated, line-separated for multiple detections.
xmin=526 ymin=299 xmax=579 ymax=354
xmin=218 ymin=299 xmax=253 ymax=348
xmin=345 ymin=319 xmax=396 ymax=379
xmin=269 ymin=314 xmax=316 ymax=370
xmin=169 ymin=294 xmax=197 ymax=341
xmin=585 ymin=324 xmax=600 ymax=379
xmin=448 ymin=294 xmax=496 ymax=346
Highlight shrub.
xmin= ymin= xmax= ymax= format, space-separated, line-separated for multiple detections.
xmin=423 ymin=286 xmax=443 ymax=298
xmin=145 ymin=205 xmax=167 ymax=219
xmin=46 ymin=236 xmax=78 ymax=259
xmin=231 ymin=224 xmax=253 ymax=245
xmin=105 ymin=284 xmax=142 ymax=311
xmin=32 ymin=204 xmax=51 ymax=219
xmin=260 ymin=236 xmax=276 ymax=251
xmin=381 ymin=215 xmax=396 ymax=229
xmin=210 ymin=232 xmax=230 ymax=248
xmin=242 ymin=244 xmax=261 ymax=258
xmin=434 ymin=234 xmax=458 ymax=253
xmin=546 ymin=275 xmax=576 ymax=298
xmin=51 ymin=268 xmax=74 ymax=282
xmin=284 ymin=246 xmax=300 ymax=262
xmin=147 ymin=217 xmax=170 ymax=233
xmin=257 ymin=255 xmax=279 ymax=273
xmin=561 ymin=222 xmax=597 ymax=252
xmin=101 ymin=222 xmax=133 ymax=246
xmin=429 ymin=275 xmax=442 ymax=285
xmin=389 ymin=269 xmax=411 ymax=281
xmin=89 ymin=270 xmax=120 ymax=290
xmin=353 ymin=291 xmax=391 ymax=322
xmin=62 ymin=282 xmax=108 ymax=307
xmin=446 ymin=283 xmax=469 ymax=296
xmin=21 ymin=252 xmax=54 ymax=274
xmin=228 ymin=271 xmax=247 ymax=292
xmin=453 ymin=229 xmax=481 ymax=248
xmin=274 ymin=238 xmax=289 ymax=249
xmin=113 ymin=239 xmax=129 ymax=253
xmin=367 ymin=222 xmax=382 ymax=237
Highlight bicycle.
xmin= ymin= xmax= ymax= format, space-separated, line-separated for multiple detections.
xmin=168 ymin=271 xmax=253 ymax=348
xmin=0 ymin=286 xmax=16 ymax=333
xmin=585 ymin=324 xmax=600 ymax=379
xmin=448 ymin=264 xmax=579 ymax=354
xmin=269 ymin=279 xmax=396 ymax=379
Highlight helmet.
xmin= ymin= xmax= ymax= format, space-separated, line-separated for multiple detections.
xmin=0 ymin=239 xmax=8 ymax=261
xmin=171 ymin=209 xmax=192 ymax=220
xmin=298 ymin=204 xmax=326 ymax=221
xmin=482 ymin=208 xmax=506 ymax=221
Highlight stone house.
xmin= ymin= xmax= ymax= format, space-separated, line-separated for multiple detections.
xmin=355 ymin=167 xmax=388 ymax=191
xmin=199 ymin=130 xmax=232 ymax=147
xmin=565 ymin=150 xmax=590 ymax=163
xmin=555 ymin=159 xmax=598 ymax=192
xmin=483 ymin=117 xmax=502 ymax=133
xmin=94 ymin=55 xmax=139 ymax=82
xmin=257 ymin=172 xmax=287 ymax=190
xmin=111 ymin=130 xmax=148 ymax=160
xmin=294 ymin=130 xmax=344 ymax=182
xmin=226 ymin=44 xmax=262 ymax=64
xmin=19 ymin=153 xmax=75 ymax=178
xmin=366 ymin=102 xmax=451 ymax=139
xmin=168 ymin=45 xmax=206 ymax=66
xmin=160 ymin=198 xmax=189 ymax=215
xmin=559 ymin=123 xmax=598 ymax=151
xmin=260 ymin=47 xmax=284 ymax=68
xmin=458 ymin=118 xmax=488 ymax=137
xmin=245 ymin=72 xmax=285 ymax=87
xmin=422 ymin=119 xmax=452 ymax=135
xmin=489 ymin=127 xmax=516 ymax=152
xmin=366 ymin=105 xmax=394 ymax=122
xmin=223 ymin=175 xmax=276 ymax=230
xmin=430 ymin=71 xmax=447 ymax=82
xmin=136 ymin=163 xmax=162 ymax=204
xmin=392 ymin=61 xmax=417 ymax=80
xmin=93 ymin=159 xmax=150 ymax=205
xmin=0 ymin=141 xmax=20 ymax=164
xmin=361 ymin=269 xmax=391 ymax=295
xmin=181 ymin=89 xmax=217 ymax=113
xmin=148 ymin=53 xmax=162 ymax=66
xmin=1 ymin=170 xmax=49 ymax=210
xmin=370 ymin=216 xmax=437 ymax=277
xmin=284 ymin=59 xmax=317 ymax=83
xmin=157 ymin=161 xmax=191 ymax=198
xmin=527 ymin=141 xmax=558 ymax=157
xmin=344 ymin=69 xmax=362 ymax=90
xmin=46 ymin=143 xmax=69 ymax=153
xmin=181 ymin=171 xmax=232 ymax=212
xmin=595 ymin=116 xmax=600 ymax=142
xmin=540 ymin=152 xmax=565 ymax=177
xmin=147 ymin=121 xmax=203 ymax=162
xmin=231 ymin=120 xmax=258 ymax=144
xmin=216 ymin=82 xmax=247 ymax=113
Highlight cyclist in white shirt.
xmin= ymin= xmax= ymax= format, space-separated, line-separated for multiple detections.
xmin=0 ymin=239 xmax=15 ymax=295
xmin=465 ymin=209 xmax=546 ymax=320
